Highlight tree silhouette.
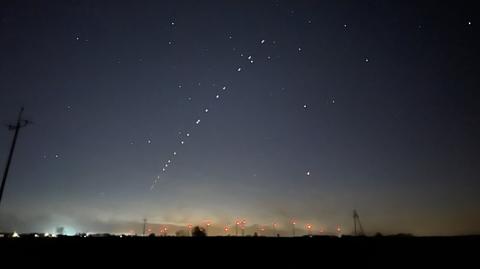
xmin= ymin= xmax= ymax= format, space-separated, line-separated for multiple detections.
xmin=191 ymin=226 xmax=207 ymax=237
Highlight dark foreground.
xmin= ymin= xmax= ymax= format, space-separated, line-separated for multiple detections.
xmin=1 ymin=235 xmax=478 ymax=265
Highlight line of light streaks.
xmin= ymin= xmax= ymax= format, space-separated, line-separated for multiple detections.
xmin=149 ymin=38 xmax=264 ymax=190
xmin=150 ymin=82 xmax=230 ymax=190
xmin=150 ymin=36 xmax=307 ymax=190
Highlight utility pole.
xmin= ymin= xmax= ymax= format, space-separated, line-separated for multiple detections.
xmin=292 ymin=220 xmax=296 ymax=237
xmin=0 ymin=107 xmax=31 ymax=207
xmin=353 ymin=210 xmax=365 ymax=236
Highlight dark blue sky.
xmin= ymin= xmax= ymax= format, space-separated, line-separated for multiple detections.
xmin=0 ymin=0 xmax=479 ymax=235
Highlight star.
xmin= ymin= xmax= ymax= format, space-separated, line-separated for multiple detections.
xmin=303 ymin=104 xmax=307 ymax=109
xmin=216 ymin=94 xmax=220 ymax=99
xmin=167 ymin=160 xmax=171 ymax=163
xmin=261 ymin=39 xmax=265 ymax=44
xmin=468 ymin=21 xmax=472 ymax=25
xmin=222 ymin=86 xmax=227 ymax=90
xmin=173 ymin=152 xmax=177 ymax=155
xmin=55 ymin=154 xmax=60 ymax=159
xmin=306 ymin=171 xmax=310 ymax=176
xmin=204 ymin=108 xmax=209 ymax=113
xmin=237 ymin=67 xmax=242 ymax=72
xmin=147 ymin=139 xmax=152 ymax=144
xmin=298 ymin=47 xmax=302 ymax=52
xmin=181 ymin=140 xmax=185 ymax=144
xmin=196 ymin=119 xmax=201 ymax=124
xmin=186 ymin=133 xmax=190 ymax=137
xmin=365 ymin=58 xmax=369 ymax=63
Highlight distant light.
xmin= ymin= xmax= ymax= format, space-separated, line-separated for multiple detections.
xmin=12 ymin=232 xmax=20 ymax=238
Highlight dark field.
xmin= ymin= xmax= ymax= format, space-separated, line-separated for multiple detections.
xmin=1 ymin=235 xmax=477 ymax=265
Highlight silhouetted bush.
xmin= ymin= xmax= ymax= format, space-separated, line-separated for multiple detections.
xmin=191 ymin=226 xmax=207 ymax=237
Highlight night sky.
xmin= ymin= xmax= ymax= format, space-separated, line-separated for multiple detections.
xmin=1 ymin=0 xmax=479 ymax=236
